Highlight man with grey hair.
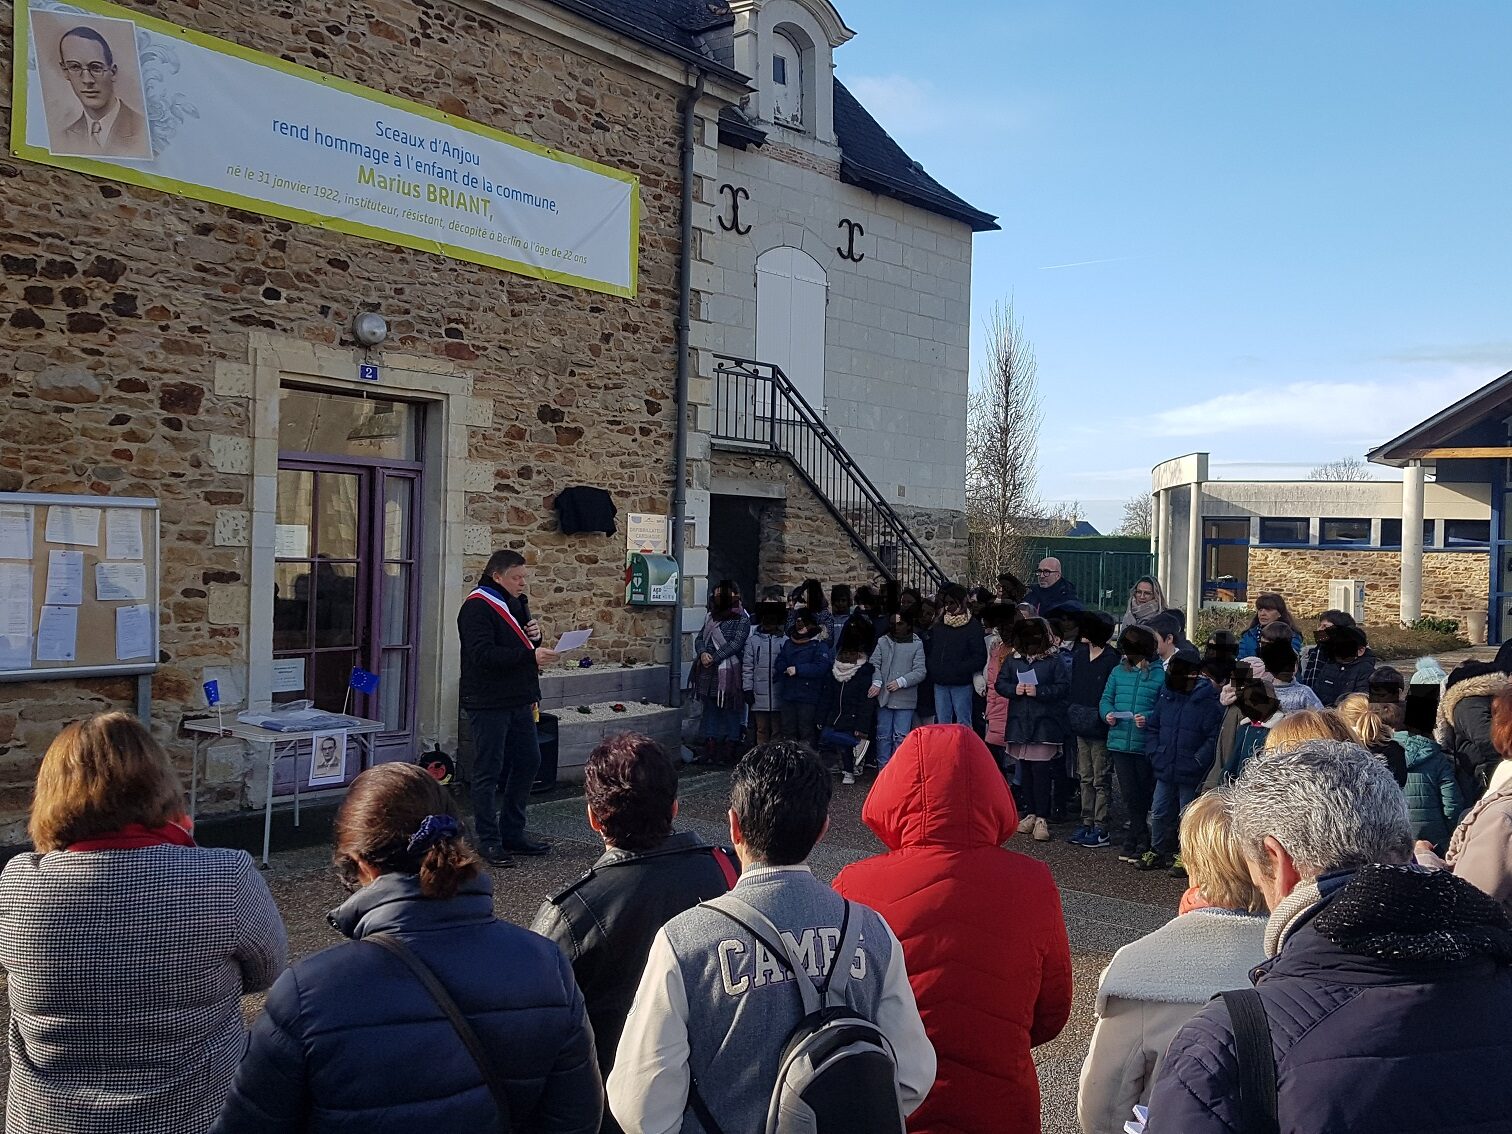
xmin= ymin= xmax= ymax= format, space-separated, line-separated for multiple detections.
xmin=1147 ymin=740 xmax=1512 ymax=1134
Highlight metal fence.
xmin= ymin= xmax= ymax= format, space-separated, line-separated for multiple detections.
xmin=1023 ymin=547 xmax=1155 ymax=615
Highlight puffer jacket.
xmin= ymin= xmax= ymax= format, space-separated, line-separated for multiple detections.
xmin=833 ymin=725 xmax=1072 ymax=1134
xmin=1400 ymin=732 xmax=1464 ymax=852
xmin=210 ymin=872 xmax=601 ymax=1134
xmin=869 ymin=633 xmax=928 ymax=711
xmin=741 ymin=628 xmax=785 ymax=713
xmin=1438 ymin=671 xmax=1510 ymax=800
xmin=997 ymin=653 xmax=1071 ymax=746
xmin=1100 ymin=660 xmax=1165 ymax=754
xmin=818 ymin=660 xmax=879 ymax=739
xmin=1237 ymin=625 xmax=1303 ymax=658
xmin=1147 ymin=864 xmax=1512 ymax=1134
xmin=1434 ymin=776 xmax=1512 ymax=916
xmin=984 ymin=645 xmax=1011 ymax=746
xmin=774 ymin=638 xmax=833 ymax=705
xmin=1144 ymin=676 xmax=1224 ymax=784
xmin=1306 ymin=648 xmax=1377 ymax=707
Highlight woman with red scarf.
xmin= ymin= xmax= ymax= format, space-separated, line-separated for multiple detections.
xmin=0 ymin=713 xmax=287 ymax=1134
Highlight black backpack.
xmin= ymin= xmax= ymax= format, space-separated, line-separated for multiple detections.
xmin=689 ymin=894 xmax=906 ymax=1134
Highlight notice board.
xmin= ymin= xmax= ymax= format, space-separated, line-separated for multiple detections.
xmin=0 ymin=494 xmax=160 ymax=681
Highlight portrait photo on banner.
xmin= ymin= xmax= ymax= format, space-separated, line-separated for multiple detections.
xmin=308 ymin=730 xmax=348 ymax=788
xmin=30 ymin=9 xmax=153 ymax=162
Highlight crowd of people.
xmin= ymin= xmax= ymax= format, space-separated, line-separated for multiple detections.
xmin=11 ymin=556 xmax=1512 ymax=1134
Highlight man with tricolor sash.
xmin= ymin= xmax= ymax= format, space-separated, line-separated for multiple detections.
xmin=458 ymin=549 xmax=560 ymax=866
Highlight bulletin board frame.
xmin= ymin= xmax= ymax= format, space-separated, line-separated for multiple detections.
xmin=0 ymin=493 xmax=161 ymax=683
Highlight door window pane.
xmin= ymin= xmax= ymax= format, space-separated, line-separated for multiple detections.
xmin=312 ymin=561 xmax=359 ymax=648
xmin=277 ymin=469 xmax=313 ymax=531
xmin=1320 ymin=518 xmax=1371 ymax=546
xmin=1445 ymin=520 xmax=1491 ymax=546
xmin=311 ymin=649 xmax=357 ymax=713
xmin=1380 ymin=519 xmax=1436 ymax=547
xmin=316 ymin=472 xmax=361 ymax=559
xmin=379 ymin=649 xmax=408 ymax=729
xmin=381 ymin=563 xmax=410 ymax=646
xmin=1203 ymin=519 xmax=1249 ymax=540
xmin=273 ymin=563 xmax=310 ymax=652
xmin=1258 ymin=518 xmax=1309 ymax=544
xmin=280 ymin=388 xmax=418 ymax=460
xmin=384 ymin=478 xmax=413 ymax=560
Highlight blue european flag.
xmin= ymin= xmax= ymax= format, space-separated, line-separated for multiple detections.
xmin=203 ymin=680 xmax=220 ymax=706
xmin=349 ymin=667 xmax=381 ymax=695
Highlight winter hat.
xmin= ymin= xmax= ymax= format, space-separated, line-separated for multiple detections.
xmin=1413 ymin=657 xmax=1448 ymax=686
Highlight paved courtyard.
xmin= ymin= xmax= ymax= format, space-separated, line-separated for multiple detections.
xmin=0 ymin=765 xmax=1183 ymax=1133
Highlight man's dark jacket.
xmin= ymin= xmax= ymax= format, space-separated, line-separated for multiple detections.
xmin=1148 ymin=864 xmax=1512 ymax=1134
xmin=1024 ymin=576 xmax=1078 ymax=614
xmin=530 ymin=831 xmax=737 ymax=1131
xmin=458 ymin=577 xmax=540 ymax=710
xmin=1306 ymin=648 xmax=1377 ymax=707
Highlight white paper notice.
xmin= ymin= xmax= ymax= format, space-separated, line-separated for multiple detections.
xmin=275 ymin=524 xmax=310 ymax=559
xmin=105 ymin=510 xmax=145 ymax=560
xmin=0 ymin=562 xmax=32 ymax=669
xmin=44 ymin=550 xmax=84 ymax=605
xmin=95 ymin=562 xmax=149 ymax=602
xmin=36 ymin=605 xmax=78 ymax=662
xmin=44 ymin=506 xmax=101 ymax=547
xmin=115 ymin=604 xmax=154 ymax=661
xmin=271 ymin=657 xmax=307 ymax=693
xmin=554 ymin=629 xmax=593 ymax=652
xmin=0 ymin=504 xmax=32 ymax=559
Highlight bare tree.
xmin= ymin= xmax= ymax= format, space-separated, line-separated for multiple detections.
xmin=966 ymin=301 xmax=1040 ymax=583
xmin=1309 ymin=456 xmax=1372 ymax=481
xmin=1115 ymin=493 xmax=1153 ymax=537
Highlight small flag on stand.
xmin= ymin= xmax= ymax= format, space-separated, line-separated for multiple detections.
xmin=203 ymin=680 xmax=220 ymax=706
xmin=350 ymin=667 xmax=380 ymax=694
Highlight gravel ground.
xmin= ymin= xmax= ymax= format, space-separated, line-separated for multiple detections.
xmin=0 ymin=764 xmax=1183 ymax=1133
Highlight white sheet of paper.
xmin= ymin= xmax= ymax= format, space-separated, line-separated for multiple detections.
xmin=44 ymin=550 xmax=84 ymax=605
xmin=105 ymin=510 xmax=144 ymax=560
xmin=36 ymin=605 xmax=78 ymax=662
xmin=275 ymin=524 xmax=310 ymax=559
xmin=0 ymin=632 xmax=29 ymax=670
xmin=1016 ymin=667 xmax=1039 ymax=688
xmin=308 ymin=729 xmax=348 ymax=787
xmin=271 ymin=657 xmax=307 ymax=693
xmin=115 ymin=604 xmax=154 ymax=661
xmin=0 ymin=504 xmax=32 ymax=559
xmin=0 ymin=562 xmax=34 ymax=669
xmin=44 ymin=506 xmax=101 ymax=547
xmin=554 ymin=629 xmax=593 ymax=652
xmin=95 ymin=561 xmax=149 ymax=602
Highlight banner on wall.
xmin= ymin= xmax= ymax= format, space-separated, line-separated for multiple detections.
xmin=11 ymin=0 xmax=640 ymax=296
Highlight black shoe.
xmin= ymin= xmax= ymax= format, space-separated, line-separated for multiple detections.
xmin=502 ymin=838 xmax=550 ymax=856
xmin=478 ymin=845 xmax=517 ymax=868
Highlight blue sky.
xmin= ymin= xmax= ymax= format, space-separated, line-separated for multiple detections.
xmin=835 ymin=1 xmax=1512 ymax=531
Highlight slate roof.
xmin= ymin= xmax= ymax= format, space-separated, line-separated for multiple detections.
xmin=548 ymin=0 xmax=998 ymax=231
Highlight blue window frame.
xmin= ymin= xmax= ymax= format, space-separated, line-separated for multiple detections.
xmin=1320 ymin=518 xmax=1371 ymax=547
xmin=1258 ymin=517 xmax=1309 ymax=545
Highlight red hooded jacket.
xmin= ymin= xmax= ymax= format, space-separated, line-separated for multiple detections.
xmin=834 ymin=725 xmax=1073 ymax=1134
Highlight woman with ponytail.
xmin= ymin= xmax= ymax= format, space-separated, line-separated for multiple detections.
xmin=212 ymin=763 xmax=601 ymax=1134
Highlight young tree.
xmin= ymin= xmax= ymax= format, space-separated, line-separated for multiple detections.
xmin=1115 ymin=493 xmax=1154 ymax=537
xmin=1309 ymin=456 xmax=1372 ymax=481
xmin=966 ymin=301 xmax=1041 ymax=583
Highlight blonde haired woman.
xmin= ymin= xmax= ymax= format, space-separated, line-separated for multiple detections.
xmin=1265 ymin=707 xmax=1356 ymax=750
xmin=0 ymin=713 xmax=287 ymax=1134
xmin=1077 ymin=792 xmax=1266 ymax=1134
xmin=1338 ymin=693 xmax=1409 ymax=787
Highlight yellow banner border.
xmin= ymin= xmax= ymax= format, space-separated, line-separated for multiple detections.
xmin=11 ymin=0 xmax=641 ymax=298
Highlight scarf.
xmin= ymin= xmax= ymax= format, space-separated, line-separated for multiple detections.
xmin=832 ymin=658 xmax=864 ymax=683
xmin=943 ymin=611 xmax=970 ymax=629
xmin=1264 ymin=877 xmax=1324 ymax=957
xmin=68 ymin=822 xmax=196 ymax=853
xmin=691 ymin=617 xmax=742 ymax=707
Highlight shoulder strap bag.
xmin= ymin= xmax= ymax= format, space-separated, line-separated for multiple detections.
xmin=1220 ymin=988 xmax=1278 ymax=1134
xmin=369 ymin=933 xmax=514 ymax=1133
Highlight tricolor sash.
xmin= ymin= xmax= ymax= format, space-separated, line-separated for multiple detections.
xmin=467 ymin=587 xmax=536 ymax=651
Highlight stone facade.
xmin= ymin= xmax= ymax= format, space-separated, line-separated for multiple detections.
xmin=0 ymin=0 xmax=697 ymax=839
xmin=1246 ymin=548 xmax=1490 ymax=627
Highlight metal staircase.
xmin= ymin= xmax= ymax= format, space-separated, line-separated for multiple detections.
xmin=710 ymin=354 xmax=950 ymax=592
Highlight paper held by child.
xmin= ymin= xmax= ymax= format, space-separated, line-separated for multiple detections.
xmin=1108 ymin=711 xmax=1135 ymax=720
xmin=1017 ymin=667 xmax=1038 ymax=687
xmin=554 ymin=629 xmax=592 ymax=652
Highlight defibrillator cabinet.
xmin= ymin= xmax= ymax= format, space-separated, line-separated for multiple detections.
xmin=627 ymin=553 xmax=679 ymax=606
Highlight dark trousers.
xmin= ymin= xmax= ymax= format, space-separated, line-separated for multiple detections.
xmin=780 ymin=701 xmax=818 ymax=745
xmin=1111 ymin=749 xmax=1156 ymax=855
xmin=1021 ymin=759 xmax=1055 ymax=820
xmin=1152 ymin=779 xmax=1201 ymax=856
xmin=467 ymin=706 xmax=541 ymax=849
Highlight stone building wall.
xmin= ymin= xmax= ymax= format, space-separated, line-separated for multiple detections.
xmin=0 ymin=0 xmax=691 ymax=837
xmin=1247 ymin=548 xmax=1490 ymax=628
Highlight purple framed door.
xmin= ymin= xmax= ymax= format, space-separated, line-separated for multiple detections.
xmin=273 ymin=391 xmax=423 ymax=792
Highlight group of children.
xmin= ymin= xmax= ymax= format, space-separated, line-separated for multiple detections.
xmin=692 ymin=578 xmax=1466 ymax=874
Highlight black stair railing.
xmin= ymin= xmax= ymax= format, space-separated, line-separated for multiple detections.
xmin=711 ymin=354 xmax=950 ymax=593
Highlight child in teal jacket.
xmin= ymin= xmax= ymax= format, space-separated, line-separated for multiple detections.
xmin=1100 ymin=626 xmax=1165 ymax=862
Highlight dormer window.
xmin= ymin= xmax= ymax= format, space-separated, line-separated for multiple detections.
xmin=771 ymin=31 xmax=804 ymax=128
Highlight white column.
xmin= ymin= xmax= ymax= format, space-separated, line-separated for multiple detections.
xmin=1187 ymin=481 xmax=1203 ymax=619
xmin=1400 ymin=460 xmax=1425 ymax=624
xmin=1155 ymin=489 xmax=1170 ymax=588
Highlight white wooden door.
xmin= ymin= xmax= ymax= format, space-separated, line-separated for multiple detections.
xmin=756 ymin=246 xmax=827 ymax=415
